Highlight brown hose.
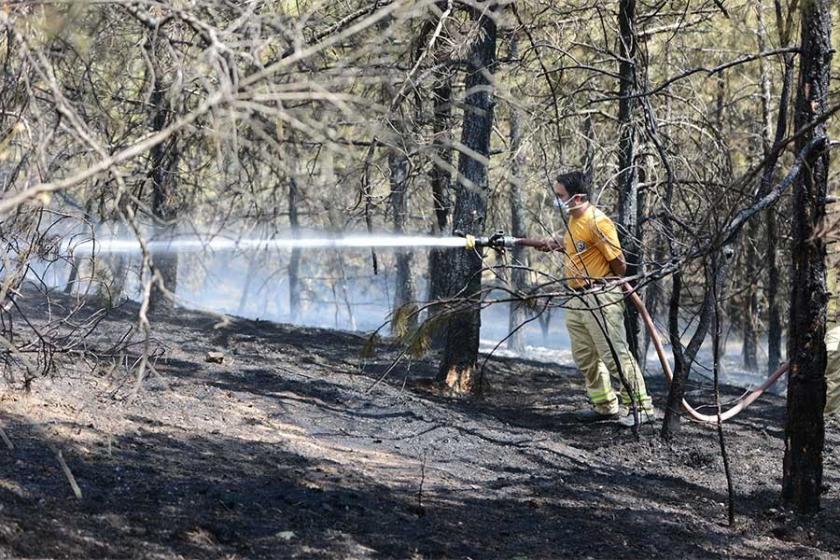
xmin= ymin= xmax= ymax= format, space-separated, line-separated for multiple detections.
xmin=621 ymin=283 xmax=789 ymax=423
xmin=513 ymin=237 xmax=558 ymax=250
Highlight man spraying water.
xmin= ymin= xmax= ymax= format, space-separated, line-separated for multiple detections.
xmin=514 ymin=171 xmax=655 ymax=427
xmin=458 ymin=172 xmax=655 ymax=426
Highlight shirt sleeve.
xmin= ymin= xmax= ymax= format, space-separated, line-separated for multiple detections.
xmin=592 ymin=214 xmax=623 ymax=262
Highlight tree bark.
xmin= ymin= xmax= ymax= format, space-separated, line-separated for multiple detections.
xmin=425 ymin=0 xmax=454 ymax=338
xmin=288 ymin=175 xmax=302 ymax=319
xmin=765 ymin=63 xmax=796 ymax=379
xmin=616 ymin=0 xmax=642 ymax=363
xmin=662 ymin=266 xmax=715 ymax=437
xmin=757 ymin=0 xmax=796 ymax=375
xmin=766 ymin=207 xmax=782 ymax=373
xmin=507 ymin=33 xmax=527 ymax=352
xmin=427 ymin=71 xmax=453 ymax=347
xmin=107 ymin=218 xmax=130 ymax=303
xmin=782 ymin=0 xmax=831 ymax=515
xmin=437 ymin=7 xmax=496 ymax=394
xmin=640 ymin=44 xmax=673 ymax=376
xmin=641 ymin=229 xmax=666 ymax=376
xmin=742 ymin=235 xmax=759 ymax=370
xmin=390 ymin=147 xmax=417 ymax=331
xmin=148 ymin=72 xmax=179 ymax=314
xmin=64 ymin=199 xmax=93 ymax=295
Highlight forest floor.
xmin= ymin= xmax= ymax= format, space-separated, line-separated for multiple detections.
xmin=1 ymin=292 xmax=840 ymax=559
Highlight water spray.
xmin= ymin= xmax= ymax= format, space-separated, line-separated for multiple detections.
xmin=64 ymin=234 xmax=479 ymax=256
xmin=63 ymin=230 xmax=548 ymax=256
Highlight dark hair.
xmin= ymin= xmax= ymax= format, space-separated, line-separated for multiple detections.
xmin=554 ymin=171 xmax=590 ymax=197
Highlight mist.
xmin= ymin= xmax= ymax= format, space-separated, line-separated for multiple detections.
xmin=28 ymin=229 xmax=787 ymax=396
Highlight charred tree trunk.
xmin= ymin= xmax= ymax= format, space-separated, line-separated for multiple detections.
xmin=429 ymin=76 xmax=453 ymax=255
xmin=64 ymin=255 xmax=79 ymax=295
xmin=390 ymin=147 xmax=417 ymax=331
xmin=663 ymin=268 xmax=714 ymax=436
xmin=538 ymin=310 xmax=552 ymax=343
xmin=107 ymin=218 xmax=130 ymax=302
xmin=757 ymin=1 xmax=796 ymax=375
xmin=782 ymin=0 xmax=831 ymax=515
xmin=149 ymin=148 xmax=179 ymax=313
xmin=765 ymin=8 xmax=796 ymax=378
xmin=289 ymin=175 xmax=302 ymax=319
xmin=742 ymin=235 xmax=759 ymax=370
xmin=663 ymin=269 xmax=689 ymax=438
xmin=427 ymin=72 xmax=453 ymax=347
xmin=766 ymin=207 xmax=782 ymax=373
xmin=741 ymin=43 xmax=761 ymax=367
xmin=752 ymin=2 xmax=774 ymax=374
xmin=507 ymin=34 xmax=527 ymax=352
xmin=148 ymin=70 xmax=179 ymax=313
xmin=640 ymin=44 xmax=673 ymax=376
xmin=64 ymin=199 xmax=93 ymax=295
xmin=641 ymin=228 xmax=667 ymax=376
xmin=638 ymin=44 xmax=692 ymax=438
xmin=663 ymin=246 xmax=738 ymax=438
xmin=616 ymin=0 xmax=642 ymax=363
xmin=582 ymin=112 xmax=595 ymax=178
xmin=437 ymin=8 xmax=496 ymax=394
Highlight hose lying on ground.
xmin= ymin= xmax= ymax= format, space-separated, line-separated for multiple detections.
xmin=622 ymin=283 xmax=789 ymax=423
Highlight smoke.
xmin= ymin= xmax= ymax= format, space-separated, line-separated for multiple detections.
xmin=27 ymin=228 xmax=785 ymax=395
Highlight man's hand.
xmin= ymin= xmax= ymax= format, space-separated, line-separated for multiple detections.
xmin=534 ymin=239 xmax=563 ymax=253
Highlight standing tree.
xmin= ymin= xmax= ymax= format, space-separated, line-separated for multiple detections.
xmin=390 ymin=138 xmax=417 ymax=331
xmin=782 ymin=0 xmax=831 ymax=515
xmin=507 ymin=32 xmax=528 ymax=352
xmin=760 ymin=0 xmax=797 ymax=376
xmin=146 ymin=33 xmax=180 ymax=313
xmin=741 ymin=234 xmax=760 ymax=371
xmin=616 ymin=0 xmax=643 ymax=363
xmin=426 ymin=10 xmax=454 ymax=347
xmin=288 ymin=174 xmax=302 ymax=319
xmin=438 ymin=6 xmax=497 ymax=393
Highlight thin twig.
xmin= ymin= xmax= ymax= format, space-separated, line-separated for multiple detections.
xmin=0 ymin=426 xmax=13 ymax=451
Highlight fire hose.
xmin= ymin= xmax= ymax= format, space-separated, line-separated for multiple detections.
xmin=624 ymin=285 xmax=789 ymax=423
xmin=466 ymin=231 xmax=790 ymax=423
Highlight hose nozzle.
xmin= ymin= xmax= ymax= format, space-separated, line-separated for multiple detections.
xmin=464 ymin=230 xmax=517 ymax=250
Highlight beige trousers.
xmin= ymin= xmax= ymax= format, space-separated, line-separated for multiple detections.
xmin=565 ymin=287 xmax=653 ymax=415
xmin=826 ymin=323 xmax=840 ymax=417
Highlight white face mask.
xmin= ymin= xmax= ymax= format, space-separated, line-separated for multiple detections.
xmin=554 ymin=194 xmax=584 ymax=213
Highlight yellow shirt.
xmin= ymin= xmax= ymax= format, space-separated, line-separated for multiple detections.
xmin=563 ymin=206 xmax=623 ymax=288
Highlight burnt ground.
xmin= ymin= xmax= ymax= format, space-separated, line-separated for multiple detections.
xmin=1 ymin=292 xmax=840 ymax=559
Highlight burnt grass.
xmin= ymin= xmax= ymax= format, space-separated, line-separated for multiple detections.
xmin=2 ymin=291 xmax=840 ymax=559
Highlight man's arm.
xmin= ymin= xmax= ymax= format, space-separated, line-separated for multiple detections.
xmin=593 ymin=214 xmax=624 ymax=276
xmin=608 ymin=254 xmax=627 ymax=277
xmin=534 ymin=238 xmax=565 ymax=253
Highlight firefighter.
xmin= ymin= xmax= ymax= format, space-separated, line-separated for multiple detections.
xmin=535 ymin=171 xmax=654 ymax=427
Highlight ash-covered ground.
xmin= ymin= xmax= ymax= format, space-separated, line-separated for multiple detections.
xmin=1 ymin=292 xmax=839 ymax=559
